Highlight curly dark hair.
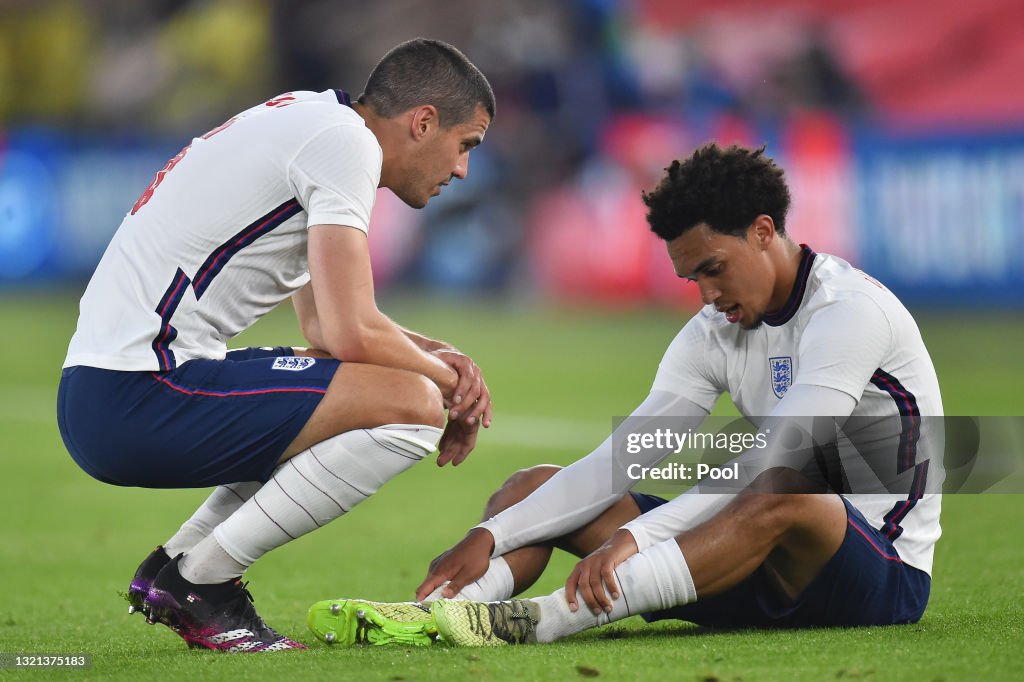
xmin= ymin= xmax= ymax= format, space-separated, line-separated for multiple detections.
xmin=642 ymin=143 xmax=791 ymax=241
xmin=358 ymin=38 xmax=495 ymax=128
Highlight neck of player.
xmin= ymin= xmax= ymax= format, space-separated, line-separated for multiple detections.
xmin=767 ymin=239 xmax=805 ymax=314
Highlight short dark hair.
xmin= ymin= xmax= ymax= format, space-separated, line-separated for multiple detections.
xmin=357 ymin=38 xmax=495 ymax=127
xmin=642 ymin=143 xmax=791 ymax=241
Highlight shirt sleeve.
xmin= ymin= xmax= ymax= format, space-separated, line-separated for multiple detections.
xmin=621 ymin=383 xmax=857 ymax=551
xmin=287 ymin=125 xmax=382 ymax=233
xmin=476 ymin=390 xmax=710 ymax=557
xmin=650 ymin=312 xmax=724 ymax=412
xmin=794 ymin=293 xmax=894 ymax=400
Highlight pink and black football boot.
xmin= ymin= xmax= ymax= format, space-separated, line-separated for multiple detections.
xmin=144 ymin=554 xmax=305 ymax=653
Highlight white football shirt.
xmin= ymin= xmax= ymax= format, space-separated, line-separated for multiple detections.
xmin=649 ymin=247 xmax=943 ymax=574
xmin=64 ymin=89 xmax=381 ymax=371
xmin=477 ymin=247 xmax=943 ymax=576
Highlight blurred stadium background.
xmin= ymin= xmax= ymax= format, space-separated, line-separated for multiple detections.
xmin=2 ymin=0 xmax=1023 ymax=306
xmin=1 ymin=3 xmax=1023 ymax=678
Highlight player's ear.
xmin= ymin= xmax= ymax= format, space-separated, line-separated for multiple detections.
xmin=750 ymin=215 xmax=775 ymax=249
xmin=409 ymin=105 xmax=439 ymax=141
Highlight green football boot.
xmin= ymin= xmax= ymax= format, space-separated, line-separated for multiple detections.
xmin=307 ymin=599 xmax=439 ymax=646
xmin=431 ymin=599 xmax=540 ymax=646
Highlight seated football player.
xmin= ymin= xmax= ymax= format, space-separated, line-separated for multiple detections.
xmin=306 ymin=143 xmax=942 ymax=646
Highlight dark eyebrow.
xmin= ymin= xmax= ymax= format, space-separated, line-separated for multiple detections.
xmin=679 ymin=257 xmax=719 ymax=279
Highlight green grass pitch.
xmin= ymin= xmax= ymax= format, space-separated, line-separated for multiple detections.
xmin=1 ymin=292 xmax=1021 ymax=680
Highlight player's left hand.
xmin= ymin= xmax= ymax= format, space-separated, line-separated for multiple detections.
xmin=431 ymin=349 xmax=493 ymax=429
xmin=436 ymin=417 xmax=479 ymax=467
xmin=565 ymin=528 xmax=640 ymax=615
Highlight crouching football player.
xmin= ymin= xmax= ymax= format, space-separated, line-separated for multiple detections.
xmin=307 ymin=144 xmax=941 ymax=646
xmin=57 ymin=39 xmax=496 ymax=653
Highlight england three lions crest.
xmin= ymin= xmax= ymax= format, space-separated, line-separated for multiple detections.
xmin=769 ymin=356 xmax=793 ymax=398
xmin=272 ymin=356 xmax=317 ymax=371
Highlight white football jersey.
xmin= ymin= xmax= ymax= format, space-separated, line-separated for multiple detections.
xmin=64 ymin=89 xmax=382 ymax=371
xmin=653 ymin=247 xmax=943 ymax=574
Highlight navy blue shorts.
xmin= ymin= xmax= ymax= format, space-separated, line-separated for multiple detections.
xmin=630 ymin=493 xmax=931 ymax=628
xmin=57 ymin=347 xmax=339 ymax=488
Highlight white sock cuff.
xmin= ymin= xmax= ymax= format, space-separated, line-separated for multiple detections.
xmin=643 ymin=538 xmax=697 ymax=605
xmin=164 ymin=482 xmax=262 ymax=557
xmin=179 ymin=533 xmax=247 ymax=584
xmin=460 ymin=556 xmax=515 ymax=601
xmin=213 ymin=523 xmax=255 ymax=565
xmin=489 ymin=555 xmax=515 ymax=594
xmin=369 ymin=423 xmax=443 ymax=458
xmin=425 ymin=556 xmax=514 ymax=602
xmin=534 ymin=588 xmax=600 ymax=642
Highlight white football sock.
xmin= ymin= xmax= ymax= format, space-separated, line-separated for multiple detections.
xmin=178 ymin=424 xmax=441 ymax=585
xmin=533 ymin=538 xmax=696 ymax=642
xmin=164 ymin=482 xmax=261 ymax=557
xmin=424 ymin=556 xmax=515 ymax=602
xmin=178 ymin=532 xmax=247 ymax=583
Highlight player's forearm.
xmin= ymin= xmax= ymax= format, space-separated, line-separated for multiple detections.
xmin=292 ymin=284 xmax=328 ymax=350
xmin=478 ymin=391 xmax=709 ymax=555
xmin=305 ymin=226 xmax=457 ymax=389
xmin=299 ymin=316 xmax=327 ymax=351
xmin=617 ymin=431 xmax=800 ymax=551
xmin=398 ymin=326 xmax=452 ymax=352
xmin=476 ymin=432 xmax=626 ymax=556
xmin=622 ymin=384 xmax=860 ymax=550
xmin=619 ymin=435 xmax=823 ymax=551
xmin=620 ymin=431 xmax=824 ymax=552
xmin=621 ymin=492 xmax=735 ymax=551
xmin=323 ymin=312 xmax=457 ymax=396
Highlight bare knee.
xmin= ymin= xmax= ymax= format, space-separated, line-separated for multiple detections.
xmin=284 ymin=365 xmax=444 ymax=458
xmin=483 ymin=464 xmax=562 ymax=518
xmin=355 ymin=367 xmax=444 ymax=428
xmin=736 ymin=468 xmax=841 ymax=542
xmin=390 ymin=372 xmax=445 ymax=428
xmin=724 ymin=469 xmax=848 ymax=597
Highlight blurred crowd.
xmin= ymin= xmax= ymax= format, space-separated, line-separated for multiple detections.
xmin=0 ymin=1 xmax=871 ymax=177
xmin=2 ymin=0 xmax=1022 ymax=300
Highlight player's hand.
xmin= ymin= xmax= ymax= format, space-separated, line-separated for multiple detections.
xmin=431 ymin=349 xmax=493 ymax=428
xmin=436 ymin=417 xmax=479 ymax=467
xmin=416 ymin=527 xmax=495 ymax=601
xmin=565 ymin=529 xmax=639 ymax=615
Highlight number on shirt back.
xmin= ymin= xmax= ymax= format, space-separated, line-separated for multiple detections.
xmin=130 ymin=113 xmax=247 ymax=215
xmin=131 ymin=94 xmax=299 ymax=215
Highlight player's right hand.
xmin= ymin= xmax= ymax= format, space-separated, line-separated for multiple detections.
xmin=431 ymin=349 xmax=493 ymax=428
xmin=416 ymin=527 xmax=495 ymax=601
xmin=564 ymin=528 xmax=639 ymax=615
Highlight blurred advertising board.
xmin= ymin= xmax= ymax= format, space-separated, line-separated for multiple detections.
xmin=855 ymin=128 xmax=1024 ymax=306
xmin=527 ymin=115 xmax=1024 ymax=308
xmin=0 ymin=130 xmax=175 ymax=285
xmin=2 ymin=122 xmax=1023 ymax=307
xmin=0 ymin=130 xmax=421 ymax=289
